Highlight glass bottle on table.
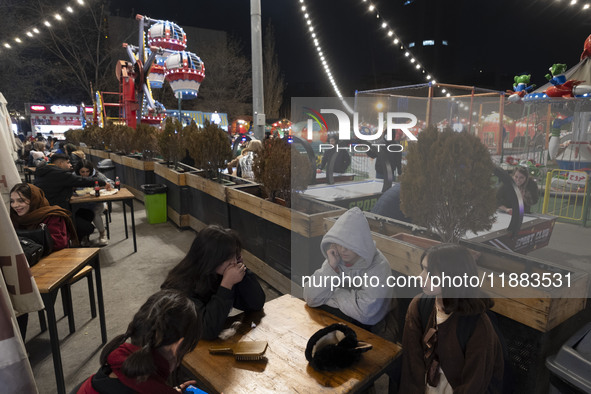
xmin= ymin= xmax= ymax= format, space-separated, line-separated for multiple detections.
xmin=115 ymin=176 xmax=120 ymax=190
xmin=95 ymin=180 xmax=100 ymax=197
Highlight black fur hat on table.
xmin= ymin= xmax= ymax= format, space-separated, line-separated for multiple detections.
xmin=305 ymin=323 xmax=373 ymax=371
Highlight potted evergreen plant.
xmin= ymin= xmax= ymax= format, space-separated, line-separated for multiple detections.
xmin=400 ymin=126 xmax=497 ymax=243
xmin=154 ymin=118 xmax=196 ymax=227
xmin=184 ymin=121 xmax=253 ymax=230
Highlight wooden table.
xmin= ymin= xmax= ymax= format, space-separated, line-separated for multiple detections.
xmin=183 ymin=295 xmax=401 ymax=393
xmin=70 ymin=188 xmax=137 ymax=253
xmin=24 ymin=166 xmax=36 ymax=183
xmin=31 ymin=248 xmax=107 ymax=394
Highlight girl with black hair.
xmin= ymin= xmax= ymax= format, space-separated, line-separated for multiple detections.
xmin=161 ymin=225 xmax=265 ymax=340
xmin=77 ymin=290 xmax=202 ymax=393
xmin=400 ymin=243 xmax=504 ymax=394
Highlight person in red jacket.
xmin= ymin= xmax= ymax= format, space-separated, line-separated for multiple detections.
xmin=10 ymin=182 xmax=78 ymax=251
xmin=76 ymin=290 xmax=202 ymax=393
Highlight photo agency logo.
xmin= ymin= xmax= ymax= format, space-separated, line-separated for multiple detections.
xmin=302 ymin=106 xmax=418 ymax=153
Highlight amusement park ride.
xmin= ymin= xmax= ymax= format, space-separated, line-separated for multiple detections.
xmin=94 ymin=15 xmax=205 ymax=129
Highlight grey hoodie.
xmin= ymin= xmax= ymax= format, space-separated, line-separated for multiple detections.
xmin=303 ymin=207 xmax=394 ymax=325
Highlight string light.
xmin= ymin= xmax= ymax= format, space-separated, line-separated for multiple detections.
xmin=299 ymin=0 xmax=354 ymax=112
xmin=358 ymin=1 xmax=449 ymax=97
xmin=0 ymin=0 xmax=90 ymax=54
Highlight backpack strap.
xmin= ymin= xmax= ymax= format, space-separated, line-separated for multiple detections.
xmin=419 ymin=294 xmax=478 ymax=354
xmin=418 ymin=294 xmax=436 ymax=330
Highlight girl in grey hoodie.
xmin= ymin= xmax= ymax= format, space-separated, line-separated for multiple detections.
xmin=303 ymin=207 xmax=394 ymax=327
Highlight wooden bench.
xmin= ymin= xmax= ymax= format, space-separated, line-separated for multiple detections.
xmin=31 ymin=248 xmax=107 ymax=394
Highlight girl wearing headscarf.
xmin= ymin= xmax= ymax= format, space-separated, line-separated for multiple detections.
xmin=10 ymin=182 xmax=78 ymax=250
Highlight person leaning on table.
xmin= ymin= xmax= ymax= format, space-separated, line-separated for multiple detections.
xmin=161 ymin=225 xmax=265 ymax=340
xmin=34 ymin=153 xmax=110 ymax=245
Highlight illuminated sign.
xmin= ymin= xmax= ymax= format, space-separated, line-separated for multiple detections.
xmin=30 ymin=105 xmax=46 ymax=111
xmin=50 ymin=105 xmax=78 ymax=114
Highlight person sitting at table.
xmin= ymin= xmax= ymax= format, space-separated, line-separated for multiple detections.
xmin=303 ymin=207 xmax=396 ymax=336
xmin=497 ymin=166 xmax=539 ymax=214
xmin=10 ymin=182 xmax=78 ymax=340
xmin=74 ymin=160 xmax=115 ymax=246
xmin=76 ymin=290 xmax=202 ymax=394
xmin=399 ymin=243 xmax=504 ymax=394
xmin=34 ymin=153 xmax=110 ymax=246
xmin=161 ymin=225 xmax=266 ymax=340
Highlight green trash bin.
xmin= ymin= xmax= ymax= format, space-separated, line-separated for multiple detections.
xmin=141 ymin=184 xmax=167 ymax=224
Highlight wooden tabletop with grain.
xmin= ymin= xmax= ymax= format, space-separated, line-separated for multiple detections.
xmin=182 ymin=294 xmax=401 ymax=394
xmin=69 ymin=187 xmax=134 ymax=204
xmin=31 ymin=248 xmax=100 ymax=293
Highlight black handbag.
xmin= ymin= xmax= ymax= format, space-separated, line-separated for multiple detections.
xmin=16 ymin=223 xmax=54 ymax=256
xmin=18 ymin=237 xmax=44 ymax=267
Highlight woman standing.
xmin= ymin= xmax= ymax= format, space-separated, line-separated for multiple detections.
xmin=161 ymin=225 xmax=265 ymax=340
xmin=497 ymin=166 xmax=539 ymax=214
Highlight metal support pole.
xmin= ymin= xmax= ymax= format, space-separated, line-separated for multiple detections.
xmin=251 ymin=0 xmax=265 ymax=140
xmin=178 ymin=93 xmax=182 ymax=122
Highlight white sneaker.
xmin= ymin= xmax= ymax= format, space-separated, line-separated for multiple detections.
xmin=97 ymin=235 xmax=109 ymax=246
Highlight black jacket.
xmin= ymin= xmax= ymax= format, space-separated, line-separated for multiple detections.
xmin=34 ymin=164 xmax=106 ymax=209
xmin=320 ymin=147 xmax=351 ymax=173
xmin=190 ymin=270 xmax=266 ymax=340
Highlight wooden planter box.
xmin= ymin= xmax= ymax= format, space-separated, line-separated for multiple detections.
xmin=227 ymin=186 xmax=346 ymax=295
xmin=154 ymin=162 xmax=196 ymax=228
xmin=186 ymin=172 xmax=254 ymax=232
xmin=118 ymin=155 xmax=155 ymax=201
xmin=324 ymin=212 xmax=590 ymax=392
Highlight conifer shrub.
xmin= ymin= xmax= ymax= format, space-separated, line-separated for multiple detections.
xmin=400 ymin=126 xmax=496 ymax=243
xmin=187 ymin=121 xmax=232 ymax=180
xmin=253 ymin=137 xmax=313 ymax=207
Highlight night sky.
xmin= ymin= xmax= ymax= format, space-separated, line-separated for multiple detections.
xmin=109 ymin=0 xmax=591 ymax=99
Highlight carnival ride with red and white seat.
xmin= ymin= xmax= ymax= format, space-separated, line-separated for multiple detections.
xmin=95 ymin=15 xmax=205 ymax=129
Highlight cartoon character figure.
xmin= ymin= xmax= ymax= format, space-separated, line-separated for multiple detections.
xmin=545 ymin=64 xmax=568 ymax=86
xmin=513 ymin=74 xmax=535 ymax=93
xmin=507 ymin=74 xmax=535 ymax=102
